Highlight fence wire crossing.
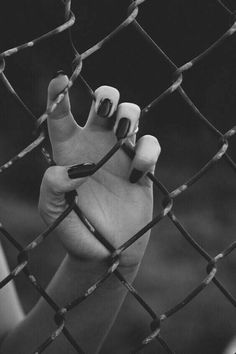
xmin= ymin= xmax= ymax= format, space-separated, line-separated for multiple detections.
xmin=0 ymin=0 xmax=235 ymax=353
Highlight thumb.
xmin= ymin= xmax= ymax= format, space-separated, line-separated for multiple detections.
xmin=47 ymin=72 xmax=79 ymax=153
xmin=38 ymin=166 xmax=85 ymax=225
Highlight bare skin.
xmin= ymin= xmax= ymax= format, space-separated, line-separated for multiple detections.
xmin=0 ymin=75 xmax=160 ymax=353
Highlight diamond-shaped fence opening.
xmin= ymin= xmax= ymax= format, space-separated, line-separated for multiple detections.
xmin=0 ymin=1 xmax=235 ymax=353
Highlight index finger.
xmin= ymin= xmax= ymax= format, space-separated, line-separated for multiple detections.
xmin=47 ymin=72 xmax=80 ymax=163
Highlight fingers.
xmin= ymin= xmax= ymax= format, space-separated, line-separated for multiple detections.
xmin=114 ymin=102 xmax=141 ymax=140
xmin=47 ymin=72 xmax=79 ymax=147
xmin=39 ymin=165 xmax=85 ymax=223
xmin=94 ymin=86 xmax=120 ymax=118
xmin=85 ymin=86 xmax=140 ymax=140
xmin=129 ymin=135 xmax=161 ymax=185
xmin=85 ymin=86 xmax=120 ymax=129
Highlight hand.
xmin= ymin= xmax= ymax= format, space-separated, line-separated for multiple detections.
xmin=39 ymin=73 xmax=161 ymax=268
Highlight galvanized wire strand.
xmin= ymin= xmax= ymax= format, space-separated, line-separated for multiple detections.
xmin=147 ymin=171 xmax=236 ymax=308
xmin=132 ymin=18 xmax=236 ymax=172
xmin=0 ymin=0 xmax=145 ymax=174
xmin=0 ymin=1 xmax=76 ymax=170
xmin=0 ymin=131 xmax=45 ymax=173
xmin=0 ymin=70 xmax=37 ymax=121
xmin=66 ymin=140 xmax=236 ymax=351
xmin=0 ymin=201 xmax=75 ymax=289
xmin=217 ymin=0 xmax=235 ymax=15
xmin=0 ymin=0 xmax=235 ymax=353
xmin=2 ymin=133 xmax=232 ymax=354
xmin=71 ymin=197 xmax=175 ymax=354
xmin=0 ymin=203 xmax=85 ymax=352
xmin=138 ymin=243 xmax=236 ymax=350
xmin=1 ymin=0 xmax=236 ymax=174
xmin=122 ymin=144 xmax=236 ymax=350
xmin=24 ymin=266 xmax=85 ymax=354
xmin=0 ymin=9 xmax=75 ymax=59
xmin=71 ymin=201 xmax=158 ymax=320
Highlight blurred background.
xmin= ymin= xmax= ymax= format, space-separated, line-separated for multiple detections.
xmin=0 ymin=0 xmax=235 ymax=353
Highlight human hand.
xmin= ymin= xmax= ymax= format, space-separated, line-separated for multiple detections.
xmin=39 ymin=73 xmax=161 ymax=268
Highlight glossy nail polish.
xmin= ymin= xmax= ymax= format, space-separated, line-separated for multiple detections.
xmin=116 ymin=118 xmax=130 ymax=139
xmin=97 ymin=99 xmax=112 ymax=117
xmin=68 ymin=162 xmax=96 ymax=179
xmin=129 ymin=168 xmax=143 ymax=183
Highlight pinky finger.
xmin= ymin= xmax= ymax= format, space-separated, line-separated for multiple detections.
xmin=129 ymin=135 xmax=161 ymax=185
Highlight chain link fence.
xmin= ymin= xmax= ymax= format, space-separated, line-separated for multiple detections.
xmin=0 ymin=0 xmax=235 ymax=353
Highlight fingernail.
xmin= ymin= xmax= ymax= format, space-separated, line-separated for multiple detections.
xmin=52 ymin=70 xmax=66 ymax=79
xmin=116 ymin=118 xmax=130 ymax=139
xmin=97 ymin=99 xmax=112 ymax=117
xmin=68 ymin=162 xmax=96 ymax=179
xmin=129 ymin=168 xmax=143 ymax=183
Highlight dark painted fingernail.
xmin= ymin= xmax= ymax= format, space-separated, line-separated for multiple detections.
xmin=129 ymin=168 xmax=143 ymax=183
xmin=116 ymin=118 xmax=130 ymax=139
xmin=68 ymin=162 xmax=96 ymax=179
xmin=97 ymin=99 xmax=112 ymax=117
xmin=52 ymin=70 xmax=66 ymax=79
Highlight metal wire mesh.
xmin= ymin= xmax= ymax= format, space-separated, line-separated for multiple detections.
xmin=0 ymin=0 xmax=235 ymax=353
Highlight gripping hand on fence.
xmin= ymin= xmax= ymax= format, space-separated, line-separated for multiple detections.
xmin=39 ymin=73 xmax=161 ymax=268
xmin=1 ymin=73 xmax=161 ymax=354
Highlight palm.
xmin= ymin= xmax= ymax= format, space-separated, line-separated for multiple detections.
xmin=55 ymin=127 xmax=153 ymax=265
xmin=43 ymin=78 xmax=158 ymax=266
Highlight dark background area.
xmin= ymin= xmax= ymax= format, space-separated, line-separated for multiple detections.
xmin=0 ymin=1 xmax=235 ymax=353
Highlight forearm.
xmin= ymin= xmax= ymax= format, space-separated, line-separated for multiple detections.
xmin=0 ymin=242 xmax=24 ymax=345
xmin=1 ymin=254 xmax=139 ymax=354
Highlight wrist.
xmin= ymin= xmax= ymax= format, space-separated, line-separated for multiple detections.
xmin=66 ymin=253 xmax=139 ymax=289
